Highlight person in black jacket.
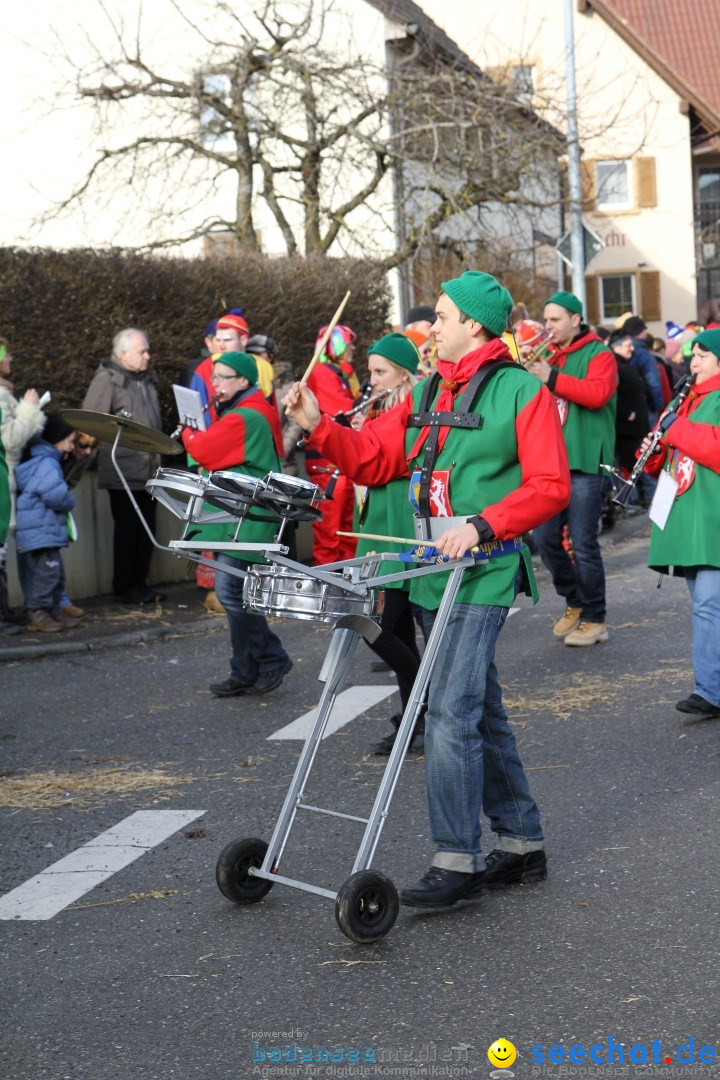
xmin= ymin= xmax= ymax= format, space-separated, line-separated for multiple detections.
xmin=609 ymin=330 xmax=648 ymax=476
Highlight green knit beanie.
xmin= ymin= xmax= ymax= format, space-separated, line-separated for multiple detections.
xmin=367 ymin=332 xmax=420 ymax=373
xmin=213 ymin=351 xmax=257 ymax=384
xmin=440 ymin=271 xmax=514 ymax=336
xmin=546 ymin=290 xmax=583 ymax=316
xmin=692 ymin=329 xmax=720 ymax=361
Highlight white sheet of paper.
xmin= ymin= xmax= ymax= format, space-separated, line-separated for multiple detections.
xmin=649 ymin=469 xmax=678 ymax=530
xmin=172 ymin=385 xmax=206 ymax=431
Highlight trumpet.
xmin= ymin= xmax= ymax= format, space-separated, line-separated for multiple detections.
xmin=517 ymin=329 xmax=555 ymax=369
xmin=602 ymin=373 xmax=696 ymax=508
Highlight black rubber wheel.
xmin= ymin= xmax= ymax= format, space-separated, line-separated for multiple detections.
xmin=216 ymin=837 xmax=274 ymax=904
xmin=334 ymin=870 xmax=399 ymax=943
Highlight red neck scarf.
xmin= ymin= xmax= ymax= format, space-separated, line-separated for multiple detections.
xmin=408 ymin=338 xmax=512 ymax=460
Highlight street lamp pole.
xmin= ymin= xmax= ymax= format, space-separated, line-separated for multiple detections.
xmin=564 ymin=0 xmax=586 ymax=308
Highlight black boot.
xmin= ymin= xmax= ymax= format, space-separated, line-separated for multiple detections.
xmin=372 ymin=708 xmax=425 ymax=755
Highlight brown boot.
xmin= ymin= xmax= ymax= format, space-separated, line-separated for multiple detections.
xmin=552 ymin=605 xmax=582 ymax=638
xmin=564 ymin=621 xmax=609 ymax=646
xmin=61 ymin=603 xmax=85 ymax=618
xmin=26 ymin=609 xmax=64 ymax=633
xmin=51 ymin=608 xmax=80 ymax=629
xmin=203 ymin=590 xmax=226 ymax=614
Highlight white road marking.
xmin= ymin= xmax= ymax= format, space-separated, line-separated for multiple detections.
xmin=268 ymin=684 xmax=398 ymax=741
xmin=508 ymin=607 xmax=520 ymax=617
xmin=0 ymin=809 xmax=204 ymax=921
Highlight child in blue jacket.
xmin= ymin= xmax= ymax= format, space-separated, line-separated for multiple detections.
xmin=15 ymin=413 xmax=76 ymax=633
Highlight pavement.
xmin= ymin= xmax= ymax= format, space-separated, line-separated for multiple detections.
xmin=0 ymin=507 xmax=652 ymax=662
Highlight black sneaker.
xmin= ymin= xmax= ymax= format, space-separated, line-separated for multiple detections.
xmin=209 ymin=678 xmax=255 ymax=697
xmin=400 ymin=866 xmax=484 ymax=908
xmin=469 ymin=849 xmax=547 ymax=893
xmin=247 ymin=658 xmax=293 ymax=695
xmin=676 ymin=694 xmax=720 ymax=719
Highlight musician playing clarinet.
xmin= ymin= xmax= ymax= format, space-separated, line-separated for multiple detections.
xmin=641 ymin=329 xmax=720 ymax=721
xmin=351 ymin=333 xmax=425 ymax=755
xmin=284 ymin=271 xmax=570 ymax=910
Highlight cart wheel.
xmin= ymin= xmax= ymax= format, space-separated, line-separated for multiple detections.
xmin=216 ymin=837 xmax=273 ymax=904
xmin=334 ymin=870 xmax=399 ymax=943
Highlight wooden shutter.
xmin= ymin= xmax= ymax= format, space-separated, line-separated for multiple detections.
xmin=635 ymin=157 xmax=657 ymax=208
xmin=585 ymin=275 xmax=601 ymax=325
xmin=580 ymin=159 xmax=596 ymax=210
xmin=640 ymin=271 xmax=661 ymax=321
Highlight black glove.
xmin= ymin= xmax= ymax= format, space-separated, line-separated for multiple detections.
xmin=467 ymin=515 xmax=495 ymax=544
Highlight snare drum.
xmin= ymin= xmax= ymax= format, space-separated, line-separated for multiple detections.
xmin=145 ymin=468 xmax=211 ymax=520
xmin=205 ymin=471 xmax=268 ymax=517
xmin=259 ymin=472 xmax=325 ymax=522
xmin=243 ymin=565 xmax=375 ymax=624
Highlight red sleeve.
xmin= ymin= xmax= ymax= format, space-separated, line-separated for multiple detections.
xmin=553 ymin=349 xmax=618 ymax=410
xmin=308 ymin=396 xmax=413 ymax=486
xmin=481 ymin=385 xmax=571 ymax=539
xmin=666 ymin=416 xmax=720 ymax=472
xmin=181 ymin=412 xmax=247 ymax=471
xmin=307 ymin=364 xmax=355 ymax=417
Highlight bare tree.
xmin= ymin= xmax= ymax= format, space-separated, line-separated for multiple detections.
xmin=38 ymin=0 xmax=565 ymax=271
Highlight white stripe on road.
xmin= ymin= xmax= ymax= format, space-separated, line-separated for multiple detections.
xmin=0 ymin=809 xmax=204 ymax=921
xmin=508 ymin=607 xmax=520 ymax=617
xmin=269 ymin=685 xmax=398 ymax=741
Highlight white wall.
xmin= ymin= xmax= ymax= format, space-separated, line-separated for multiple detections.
xmin=419 ymin=0 xmax=698 ymax=329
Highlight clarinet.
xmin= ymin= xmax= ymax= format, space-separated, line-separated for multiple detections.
xmin=602 ymin=373 xmax=696 ymax=508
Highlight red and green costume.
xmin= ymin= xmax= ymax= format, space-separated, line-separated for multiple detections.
xmin=181 ymin=389 xmax=282 ymax=565
xmin=545 ymin=331 xmax=617 ymax=471
xmin=644 ymin=372 xmax=720 ymax=573
xmin=307 ymin=339 xmax=570 ymax=609
xmin=306 ymin=359 xmax=357 ymax=564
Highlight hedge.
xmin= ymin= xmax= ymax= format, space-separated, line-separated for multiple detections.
xmin=0 ymin=248 xmax=392 ymax=428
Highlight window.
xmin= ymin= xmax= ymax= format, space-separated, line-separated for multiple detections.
xmin=600 ymin=273 xmax=636 ymax=320
xmin=199 ymin=73 xmax=236 ymax=151
xmin=596 ymin=159 xmax=632 ymax=210
xmin=511 ymin=65 xmax=536 ymax=104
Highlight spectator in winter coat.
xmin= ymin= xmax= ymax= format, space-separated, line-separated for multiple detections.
xmin=619 ymin=316 xmax=664 ymax=421
xmin=82 ymin=328 xmax=164 ymax=605
xmin=14 ymin=414 xmax=77 ymax=633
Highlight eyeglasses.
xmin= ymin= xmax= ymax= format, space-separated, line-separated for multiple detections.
xmin=210 ymin=373 xmax=239 ymax=382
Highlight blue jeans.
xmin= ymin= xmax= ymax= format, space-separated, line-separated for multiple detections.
xmin=685 ymin=568 xmax=720 ymax=708
xmin=422 ymin=603 xmax=544 ymax=872
xmin=25 ymin=548 xmax=66 ymax=610
xmin=534 ymin=471 xmax=606 ymax=622
xmin=213 ymin=554 xmax=289 ymax=685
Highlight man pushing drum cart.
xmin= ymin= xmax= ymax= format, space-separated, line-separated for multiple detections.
xmin=283 ymin=271 xmax=570 ymax=915
xmin=63 ymin=271 xmax=570 ymax=943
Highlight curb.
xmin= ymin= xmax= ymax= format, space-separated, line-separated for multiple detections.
xmin=0 ymin=616 xmax=223 ymax=662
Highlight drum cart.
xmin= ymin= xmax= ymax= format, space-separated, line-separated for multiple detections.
xmin=58 ymin=410 xmax=511 ymax=943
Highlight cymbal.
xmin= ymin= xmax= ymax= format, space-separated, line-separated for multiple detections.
xmin=60 ymin=410 xmax=183 ymax=456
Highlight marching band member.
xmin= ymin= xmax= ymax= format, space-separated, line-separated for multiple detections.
xmin=352 ymin=333 xmax=424 ymax=754
xmin=284 ymin=271 xmax=570 ymax=910
xmin=526 ymin=291 xmax=618 ymax=646
xmin=641 ymin=329 xmax=720 ymax=720
xmin=182 ymin=352 xmax=291 ymax=698
xmin=305 ymin=324 xmax=358 ymax=564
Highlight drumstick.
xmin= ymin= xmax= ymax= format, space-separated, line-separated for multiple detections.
xmin=297 ymin=290 xmax=351 ymax=391
xmin=338 ymin=529 xmax=482 ymax=554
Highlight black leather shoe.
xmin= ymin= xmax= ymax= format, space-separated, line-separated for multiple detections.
xmin=400 ymin=866 xmax=483 ymax=908
xmin=372 ymin=714 xmax=425 ymax=755
xmin=676 ymin=694 xmax=720 ymax=719
xmin=247 ymin=658 xmax=293 ymax=695
xmin=469 ymin=849 xmax=547 ymax=893
xmin=210 ymin=678 xmax=255 ymax=697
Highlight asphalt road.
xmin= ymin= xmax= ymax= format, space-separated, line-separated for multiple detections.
xmin=2 ymin=525 xmax=719 ymax=1080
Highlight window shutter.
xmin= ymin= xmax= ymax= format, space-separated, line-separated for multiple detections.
xmin=581 ymin=159 xmax=596 ymax=210
xmin=585 ymin=276 xmax=601 ymax=325
xmin=640 ymin=271 xmax=661 ymax=321
xmin=635 ymin=157 xmax=657 ymax=208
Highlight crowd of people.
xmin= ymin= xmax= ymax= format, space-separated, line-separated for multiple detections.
xmin=1 ymin=279 xmax=719 ymax=908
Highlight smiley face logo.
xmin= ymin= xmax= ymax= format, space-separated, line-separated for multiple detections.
xmin=488 ymin=1039 xmax=517 ymax=1069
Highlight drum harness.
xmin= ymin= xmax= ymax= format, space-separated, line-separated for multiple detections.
xmin=406 ymin=359 xmax=518 ymax=541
